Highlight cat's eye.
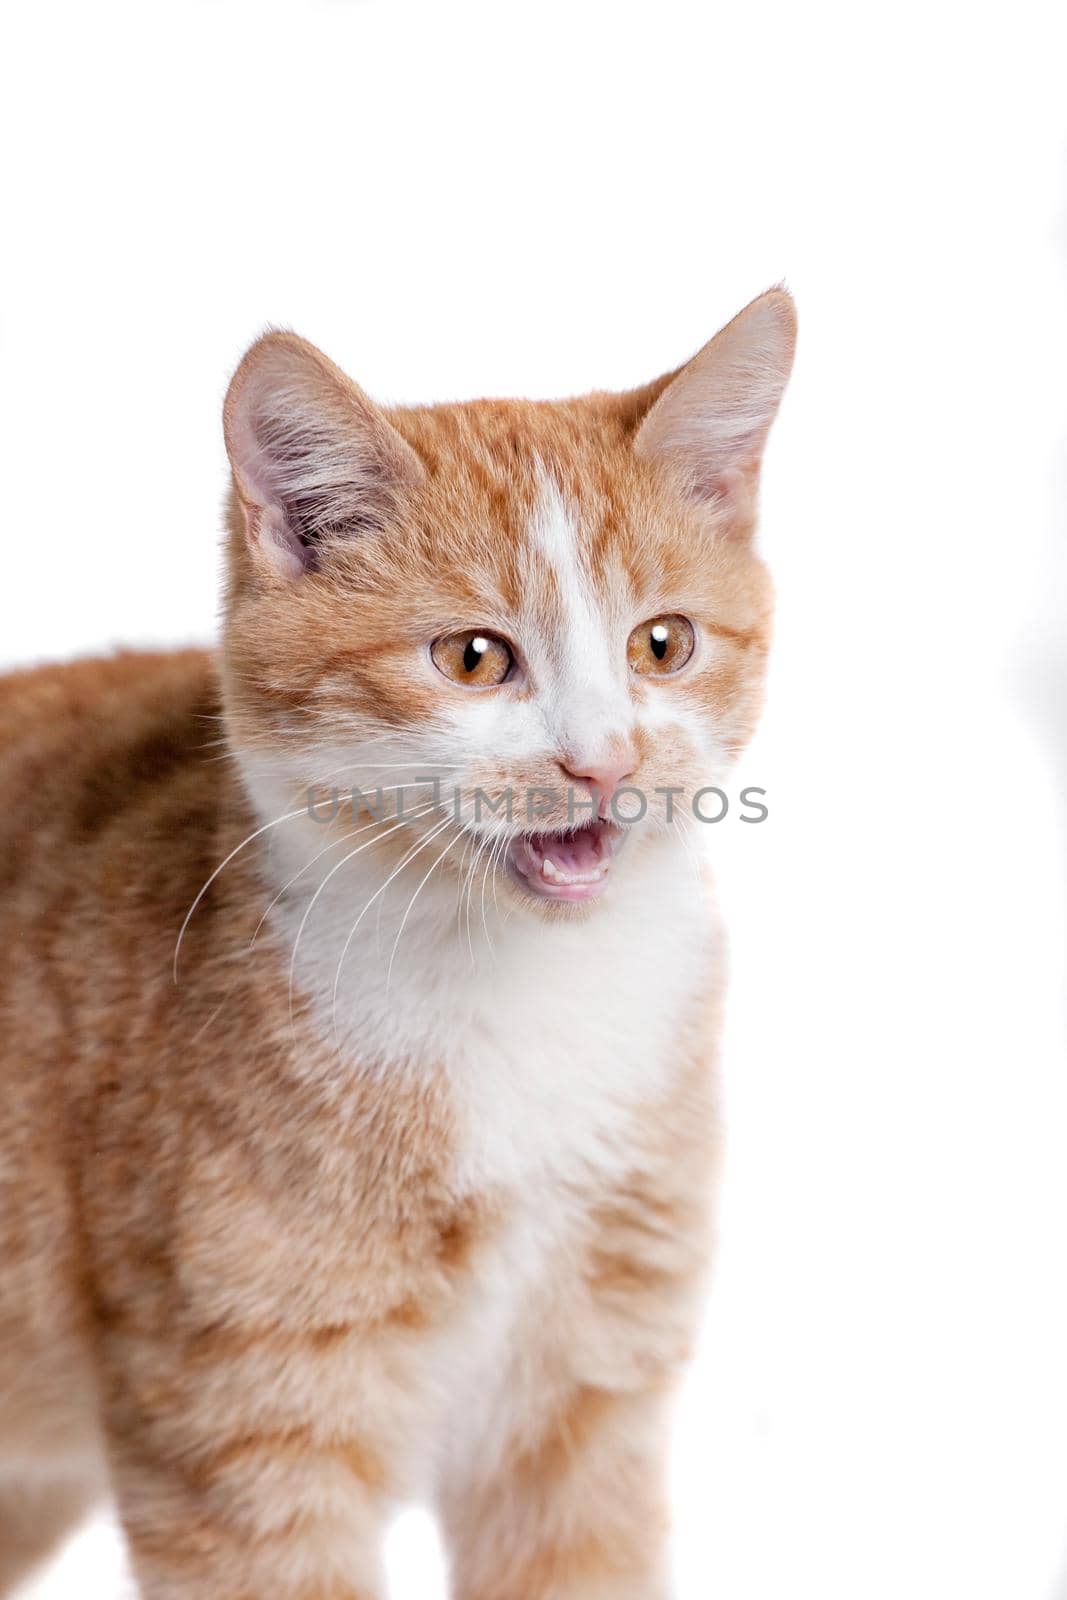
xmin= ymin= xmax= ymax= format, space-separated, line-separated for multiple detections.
xmin=627 ymin=615 xmax=696 ymax=677
xmin=431 ymin=630 xmax=514 ymax=688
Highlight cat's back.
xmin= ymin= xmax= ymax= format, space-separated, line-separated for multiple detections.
xmin=0 ymin=646 xmax=219 ymax=818
xmin=0 ymin=648 xmax=225 ymax=1103
xmin=0 ymin=647 xmax=221 ymax=901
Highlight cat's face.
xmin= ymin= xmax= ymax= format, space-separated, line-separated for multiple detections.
xmin=221 ymin=293 xmax=794 ymax=915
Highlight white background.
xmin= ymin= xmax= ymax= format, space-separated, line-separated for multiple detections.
xmin=3 ymin=1 xmax=1066 ymax=1596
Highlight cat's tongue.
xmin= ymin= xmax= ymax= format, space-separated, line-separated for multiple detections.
xmin=508 ymin=819 xmax=623 ymax=902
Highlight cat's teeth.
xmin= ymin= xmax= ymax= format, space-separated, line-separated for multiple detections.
xmin=540 ymin=855 xmax=609 ymax=885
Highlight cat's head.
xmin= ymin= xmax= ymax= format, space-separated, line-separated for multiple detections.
xmin=220 ymin=291 xmax=795 ymax=914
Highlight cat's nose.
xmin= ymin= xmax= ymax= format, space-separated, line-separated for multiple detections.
xmin=558 ymin=745 xmax=638 ymax=818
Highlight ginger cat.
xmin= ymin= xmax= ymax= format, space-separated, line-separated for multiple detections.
xmin=0 ymin=289 xmax=795 ymax=1599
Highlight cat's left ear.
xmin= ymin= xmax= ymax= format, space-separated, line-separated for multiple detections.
xmin=634 ymin=288 xmax=796 ymax=533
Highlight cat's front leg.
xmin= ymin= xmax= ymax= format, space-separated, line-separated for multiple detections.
xmin=440 ymin=1379 xmax=677 ymax=1600
xmin=99 ymin=1325 xmax=395 ymax=1600
xmin=109 ymin=1417 xmax=389 ymax=1600
xmin=440 ymin=1077 xmax=713 ymax=1600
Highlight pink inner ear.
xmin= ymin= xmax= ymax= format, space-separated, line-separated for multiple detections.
xmin=704 ymin=466 xmax=757 ymax=531
xmin=254 ymin=502 xmax=309 ymax=579
xmin=227 ymin=393 xmax=320 ymax=576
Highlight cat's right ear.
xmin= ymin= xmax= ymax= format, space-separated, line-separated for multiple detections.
xmin=223 ymin=332 xmax=425 ymax=580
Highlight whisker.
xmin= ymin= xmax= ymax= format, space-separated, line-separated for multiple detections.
xmin=173 ymin=805 xmax=309 ymax=982
xmin=452 ymin=820 xmax=482 ymax=958
xmin=463 ymin=827 xmax=493 ymax=963
xmin=459 ymin=831 xmax=482 ymax=961
xmin=489 ymin=826 xmax=510 ymax=924
xmin=673 ymin=811 xmax=708 ymax=884
xmin=385 ymin=818 xmax=464 ymax=996
xmin=248 ymin=813 xmax=394 ymax=950
xmin=287 ymin=803 xmax=439 ymax=1026
xmin=478 ymin=829 xmax=504 ymax=963
xmin=330 ymin=810 xmax=465 ymax=1046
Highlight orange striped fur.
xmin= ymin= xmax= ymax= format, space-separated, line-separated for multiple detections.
xmin=0 ymin=291 xmax=794 ymax=1597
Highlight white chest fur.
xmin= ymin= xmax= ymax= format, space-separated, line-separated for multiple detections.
xmin=266 ymin=812 xmax=719 ymax=1200
xmin=439 ymin=867 xmax=715 ymax=1195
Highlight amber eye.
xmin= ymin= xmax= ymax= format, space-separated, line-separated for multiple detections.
xmin=431 ymin=630 xmax=514 ymax=687
xmin=627 ymin=615 xmax=696 ymax=677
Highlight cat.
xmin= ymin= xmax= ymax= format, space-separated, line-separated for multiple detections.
xmin=0 ymin=288 xmax=795 ymax=1599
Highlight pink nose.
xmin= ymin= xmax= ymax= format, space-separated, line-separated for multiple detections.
xmin=559 ymin=748 xmax=638 ymax=818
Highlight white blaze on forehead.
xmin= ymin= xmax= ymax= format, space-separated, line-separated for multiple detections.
xmin=523 ymin=474 xmax=633 ymax=755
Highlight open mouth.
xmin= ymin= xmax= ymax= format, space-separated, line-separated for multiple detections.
xmin=507 ymin=818 xmax=626 ymax=903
